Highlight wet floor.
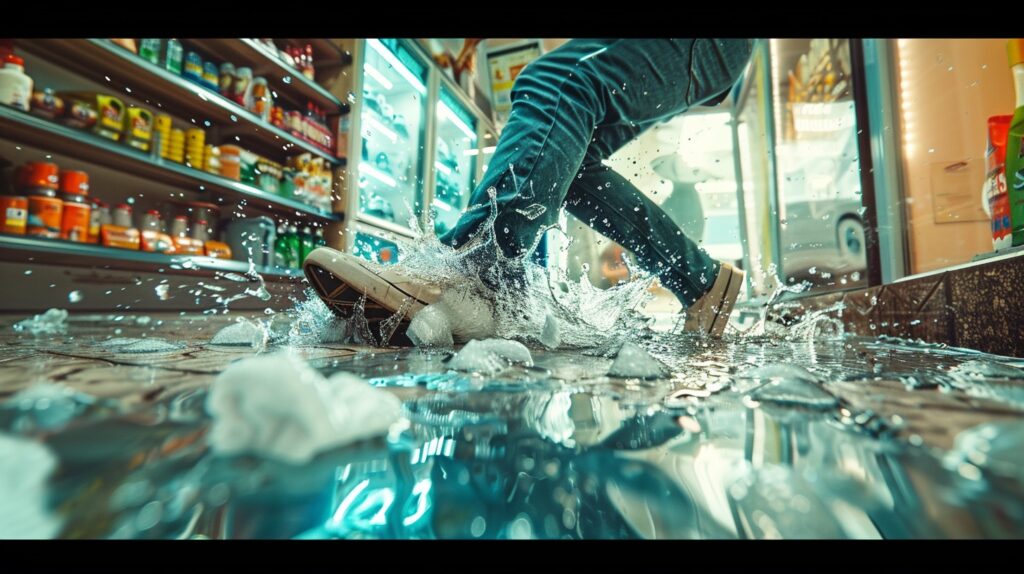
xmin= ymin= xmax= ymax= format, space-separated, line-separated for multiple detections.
xmin=2 ymin=311 xmax=1023 ymax=539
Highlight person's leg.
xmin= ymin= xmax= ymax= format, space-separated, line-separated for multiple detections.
xmin=440 ymin=39 xmax=752 ymax=277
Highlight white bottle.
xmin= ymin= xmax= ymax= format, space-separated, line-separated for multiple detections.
xmin=0 ymin=54 xmax=33 ymax=111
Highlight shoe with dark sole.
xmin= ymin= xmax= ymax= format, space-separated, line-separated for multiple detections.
xmin=303 ymin=247 xmax=442 ymax=345
xmin=683 ymin=262 xmax=744 ymax=338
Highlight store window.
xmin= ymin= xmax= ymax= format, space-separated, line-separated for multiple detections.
xmin=769 ymin=39 xmax=868 ymax=293
xmin=892 ymin=39 xmax=1017 ymax=274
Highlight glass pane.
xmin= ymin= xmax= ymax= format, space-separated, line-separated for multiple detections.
xmin=358 ymin=39 xmax=427 ymax=229
xmin=771 ymin=38 xmax=867 ymax=293
xmin=736 ymin=47 xmax=780 ymax=297
xmin=892 ymin=39 xmax=1017 ymax=274
xmin=431 ymin=88 xmax=477 ymax=237
xmin=354 ymin=231 xmax=400 ymax=265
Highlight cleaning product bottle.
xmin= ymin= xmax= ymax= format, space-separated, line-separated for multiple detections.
xmin=1004 ymin=39 xmax=1024 ymax=246
xmin=984 ymin=115 xmax=1013 ymax=250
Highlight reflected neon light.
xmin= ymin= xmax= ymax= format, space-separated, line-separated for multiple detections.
xmin=437 ymin=101 xmax=478 ymax=141
xmin=361 ymin=163 xmax=397 ymax=188
xmin=363 ymin=63 xmax=393 ymax=90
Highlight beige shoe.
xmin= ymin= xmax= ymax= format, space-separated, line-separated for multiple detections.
xmin=683 ymin=262 xmax=744 ymax=338
xmin=303 ymin=247 xmax=442 ymax=340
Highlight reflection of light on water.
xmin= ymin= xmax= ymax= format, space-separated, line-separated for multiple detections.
xmin=402 ymin=480 xmax=432 ymax=526
xmin=330 ymin=479 xmax=370 ymax=527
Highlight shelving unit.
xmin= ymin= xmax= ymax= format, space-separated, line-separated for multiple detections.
xmin=0 ymin=106 xmax=338 ymax=223
xmin=0 ymin=37 xmax=357 ymax=290
xmin=0 ymin=235 xmax=302 ymax=281
xmin=186 ymin=39 xmax=344 ymax=113
xmin=19 ymin=39 xmax=342 ymax=165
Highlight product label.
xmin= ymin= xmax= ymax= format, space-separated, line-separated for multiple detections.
xmin=5 ymin=207 xmax=26 ymax=224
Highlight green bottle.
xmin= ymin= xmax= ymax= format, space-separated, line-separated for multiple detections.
xmin=1005 ymin=39 xmax=1024 ymax=246
xmin=286 ymin=225 xmax=302 ymax=269
xmin=273 ymin=225 xmax=292 ymax=270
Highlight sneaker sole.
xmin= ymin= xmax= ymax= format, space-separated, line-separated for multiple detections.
xmin=303 ymin=247 xmax=439 ymax=344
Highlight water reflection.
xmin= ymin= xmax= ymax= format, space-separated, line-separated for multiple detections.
xmin=5 ymin=334 xmax=1024 ymax=539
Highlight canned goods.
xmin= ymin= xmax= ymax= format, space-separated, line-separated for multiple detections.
xmin=27 ymin=193 xmax=63 ymax=238
xmin=20 ymin=162 xmax=59 ymax=190
xmin=202 ymin=61 xmax=219 ymax=91
xmin=59 ymin=170 xmax=89 ymax=195
xmin=183 ymin=51 xmax=204 ymax=83
xmin=249 ymin=77 xmax=271 ymax=121
xmin=60 ymin=195 xmax=90 ymax=242
xmin=0 ymin=196 xmax=28 ymax=235
xmin=219 ymin=145 xmax=242 ymax=181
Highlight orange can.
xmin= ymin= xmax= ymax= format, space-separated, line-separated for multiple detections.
xmin=0 ymin=196 xmax=28 ymax=235
xmin=60 ymin=170 xmax=90 ymax=196
xmin=21 ymin=162 xmax=60 ymax=190
xmin=60 ymin=197 xmax=91 ymax=242
xmin=27 ymin=194 xmax=63 ymax=238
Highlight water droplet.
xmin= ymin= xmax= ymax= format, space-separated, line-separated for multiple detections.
xmin=23 ymin=270 xmax=32 ymax=275
xmin=68 ymin=290 xmax=83 ymax=303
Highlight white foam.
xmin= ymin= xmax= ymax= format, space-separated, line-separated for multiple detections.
xmin=406 ymin=304 xmax=454 ymax=348
xmin=96 ymin=337 xmax=184 ymax=353
xmin=0 ymin=433 xmax=63 ymax=539
xmin=448 ymin=338 xmax=534 ymax=375
xmin=13 ymin=308 xmax=68 ymax=336
xmin=607 ymin=342 xmax=666 ymax=379
xmin=211 ymin=319 xmax=268 ymax=349
xmin=8 ymin=383 xmax=90 ymax=430
xmin=205 ymin=353 xmax=401 ymax=465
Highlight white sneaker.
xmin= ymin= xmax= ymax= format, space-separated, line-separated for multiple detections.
xmin=303 ymin=247 xmax=442 ymax=335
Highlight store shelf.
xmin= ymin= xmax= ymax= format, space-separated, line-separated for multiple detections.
xmin=0 ymin=235 xmax=303 ymax=281
xmin=186 ymin=39 xmax=343 ymax=112
xmin=0 ymin=105 xmax=338 ymax=223
xmin=19 ymin=39 xmax=342 ymax=166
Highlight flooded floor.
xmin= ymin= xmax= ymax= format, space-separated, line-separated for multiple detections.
xmin=2 ymin=310 xmax=1024 ymax=539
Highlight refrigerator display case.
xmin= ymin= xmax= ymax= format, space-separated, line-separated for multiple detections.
xmin=357 ymin=38 xmax=429 ymax=231
xmin=431 ymin=86 xmax=478 ymax=237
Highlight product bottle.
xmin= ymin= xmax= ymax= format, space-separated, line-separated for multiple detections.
xmin=273 ymin=224 xmax=292 ymax=269
xmin=286 ymin=224 xmax=301 ymax=269
xmin=0 ymin=54 xmax=33 ymax=111
xmin=1004 ymin=39 xmax=1024 ymax=246
xmin=164 ymin=39 xmax=184 ymax=75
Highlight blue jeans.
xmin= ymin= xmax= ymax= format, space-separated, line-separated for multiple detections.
xmin=440 ymin=39 xmax=754 ymax=307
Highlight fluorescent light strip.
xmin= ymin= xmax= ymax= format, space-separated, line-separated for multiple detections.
xmin=367 ymin=39 xmax=426 ymax=95
xmin=463 ymin=149 xmax=479 ymax=156
xmin=363 ymin=115 xmax=398 ymax=143
xmin=432 ymin=198 xmax=453 ymax=212
xmin=434 ymin=161 xmax=452 ymax=176
xmin=481 ymin=146 xmax=496 ymax=155
xmin=360 ymin=162 xmax=397 ymax=188
xmin=437 ymin=101 xmax=478 ymax=141
xmin=363 ymin=63 xmax=393 ymax=90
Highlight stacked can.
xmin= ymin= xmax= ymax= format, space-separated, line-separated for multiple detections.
xmin=203 ymin=145 xmax=221 ymax=175
xmin=154 ymin=113 xmax=173 ymax=159
xmin=185 ymin=128 xmax=205 ymax=168
xmin=23 ymin=162 xmax=63 ymax=238
xmin=59 ymin=170 xmax=91 ymax=242
xmin=167 ymin=128 xmax=185 ymax=163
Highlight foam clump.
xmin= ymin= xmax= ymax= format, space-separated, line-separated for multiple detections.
xmin=407 ymin=304 xmax=454 ymax=348
xmin=13 ymin=309 xmax=68 ymax=336
xmin=211 ymin=319 xmax=271 ymax=349
xmin=607 ymin=342 xmax=665 ymax=379
xmin=205 ymin=353 xmax=401 ymax=465
xmin=447 ymin=338 xmax=533 ymax=375
xmin=0 ymin=433 xmax=63 ymax=538
xmin=96 ymin=337 xmax=184 ymax=353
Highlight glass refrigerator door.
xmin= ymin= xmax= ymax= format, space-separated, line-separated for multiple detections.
xmin=359 ymin=39 xmax=429 ymax=230
xmin=431 ymin=87 xmax=478 ymax=237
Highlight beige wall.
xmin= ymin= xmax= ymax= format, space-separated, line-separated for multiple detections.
xmin=894 ymin=39 xmax=1015 ymax=274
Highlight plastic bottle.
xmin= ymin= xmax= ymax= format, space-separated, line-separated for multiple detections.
xmin=1004 ymin=39 xmax=1024 ymax=246
xmin=286 ymin=224 xmax=301 ymax=269
xmin=273 ymin=224 xmax=292 ymax=269
xmin=299 ymin=225 xmax=315 ymax=263
xmin=0 ymin=54 xmax=33 ymax=111
xmin=164 ymin=39 xmax=183 ymax=75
